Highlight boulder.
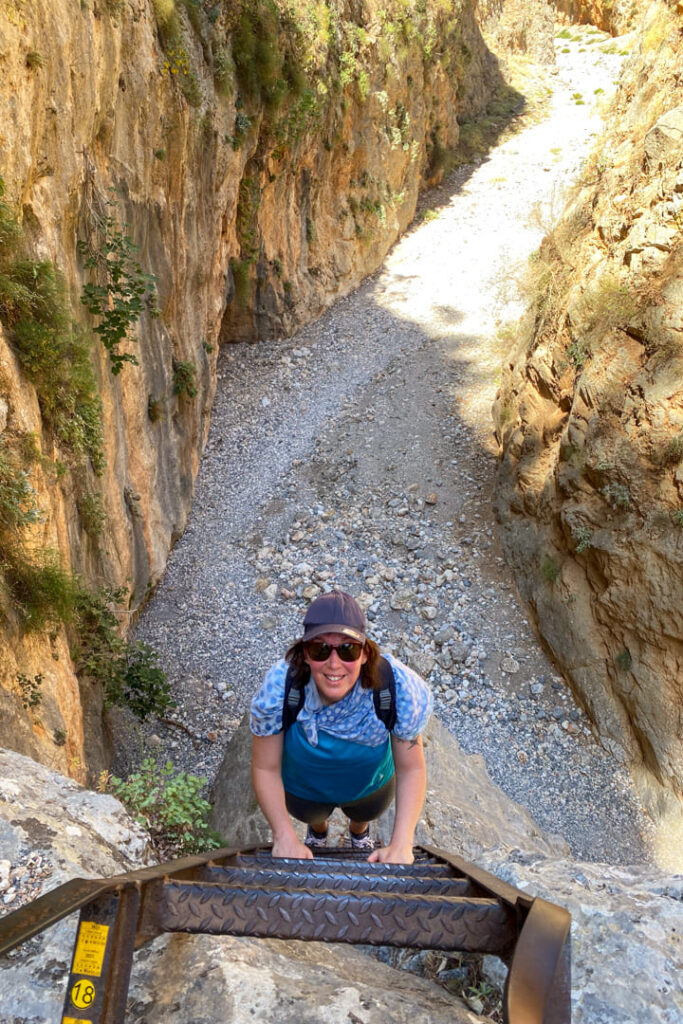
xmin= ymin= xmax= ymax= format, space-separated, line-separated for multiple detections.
xmin=125 ymin=935 xmax=483 ymax=1024
xmin=210 ymin=712 xmax=271 ymax=846
xmin=644 ymin=105 xmax=683 ymax=169
xmin=0 ymin=749 xmax=154 ymax=1020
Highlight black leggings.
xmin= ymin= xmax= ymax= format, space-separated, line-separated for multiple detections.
xmin=285 ymin=776 xmax=396 ymax=824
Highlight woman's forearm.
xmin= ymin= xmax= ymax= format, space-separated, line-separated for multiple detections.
xmin=369 ymin=736 xmax=426 ymax=864
xmin=251 ymin=733 xmax=312 ymax=858
xmin=391 ymin=763 xmax=426 ymax=846
xmin=389 ymin=761 xmax=428 ymax=847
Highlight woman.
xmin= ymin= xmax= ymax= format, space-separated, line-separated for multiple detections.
xmin=250 ymin=589 xmax=433 ymax=864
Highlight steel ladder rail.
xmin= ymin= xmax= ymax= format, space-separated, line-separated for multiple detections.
xmin=0 ymin=844 xmax=571 ymax=1023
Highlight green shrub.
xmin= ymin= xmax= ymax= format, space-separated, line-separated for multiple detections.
xmin=79 ymin=210 xmax=158 ymax=376
xmin=571 ymin=526 xmax=593 ymax=554
xmin=78 ymin=490 xmax=106 ymax=539
xmin=0 ymin=435 xmax=42 ymax=532
xmin=72 ymin=587 xmax=175 ymax=720
xmin=26 ymin=50 xmax=45 ymax=69
xmin=0 ymin=185 xmax=104 ymax=472
xmin=172 ymin=360 xmax=198 ymax=399
xmin=231 ymin=0 xmax=307 ymax=115
xmin=152 ymin=0 xmax=183 ymax=46
xmin=109 ymin=759 xmax=222 ymax=856
xmin=602 ymin=482 xmax=631 ymax=509
xmin=568 ymin=338 xmax=591 ymax=368
xmin=110 ymin=643 xmax=174 ymax=721
xmin=3 ymin=551 xmax=80 ymax=632
xmin=148 ymin=395 xmax=165 ymax=423
xmin=660 ymin=435 xmax=683 ymax=466
xmin=213 ymin=45 xmax=235 ymax=96
xmin=17 ymin=672 xmax=43 ymax=709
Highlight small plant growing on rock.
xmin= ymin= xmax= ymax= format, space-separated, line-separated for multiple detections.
xmin=672 ymin=509 xmax=683 ymax=528
xmin=213 ymin=45 xmax=234 ymax=96
xmin=230 ymin=257 xmax=252 ymax=306
xmin=113 ymin=643 xmax=174 ymax=721
xmin=79 ymin=212 xmax=158 ymax=375
xmin=109 ymin=759 xmax=222 ymax=857
xmin=572 ymin=526 xmax=593 ymax=553
xmin=567 ymin=338 xmax=591 ymax=368
xmin=659 ymin=435 xmax=683 ymax=466
xmin=602 ymin=482 xmax=631 ymax=509
xmin=172 ymin=360 xmax=198 ymax=399
xmin=73 ymin=587 xmax=175 ymax=721
xmin=26 ymin=50 xmax=45 ymax=69
xmin=582 ymin=274 xmax=637 ymax=333
xmin=17 ymin=672 xmax=43 ymax=709
xmin=541 ymin=554 xmax=560 ymax=583
xmin=615 ymin=649 xmax=632 ymax=672
xmin=78 ymin=490 xmax=106 ymax=539
xmin=147 ymin=395 xmax=165 ymax=422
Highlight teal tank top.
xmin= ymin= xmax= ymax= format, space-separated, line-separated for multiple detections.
xmin=282 ymin=723 xmax=395 ymax=804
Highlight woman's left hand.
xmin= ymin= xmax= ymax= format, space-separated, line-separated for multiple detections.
xmin=367 ymin=842 xmax=414 ymax=865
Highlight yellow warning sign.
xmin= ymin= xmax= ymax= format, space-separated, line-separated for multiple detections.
xmin=63 ymin=1017 xmax=92 ymax=1024
xmin=72 ymin=921 xmax=109 ymax=977
xmin=70 ymin=979 xmax=96 ymax=1009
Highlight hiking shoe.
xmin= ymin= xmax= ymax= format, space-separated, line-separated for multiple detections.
xmin=349 ymin=826 xmax=375 ymax=852
xmin=305 ymin=825 xmax=328 ymax=849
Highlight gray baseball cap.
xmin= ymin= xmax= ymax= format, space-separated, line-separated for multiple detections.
xmin=302 ymin=590 xmax=366 ymax=643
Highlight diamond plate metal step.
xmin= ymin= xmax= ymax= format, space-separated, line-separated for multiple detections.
xmin=200 ymin=864 xmax=474 ymax=896
xmin=158 ymin=881 xmax=517 ymax=953
xmin=232 ymin=853 xmax=456 ymax=877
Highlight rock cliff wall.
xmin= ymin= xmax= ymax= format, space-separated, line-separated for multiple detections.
xmin=493 ymin=2 xmax=683 ymax=817
xmin=0 ymin=0 xmax=501 ymax=777
xmin=552 ymin=0 xmax=651 ymax=34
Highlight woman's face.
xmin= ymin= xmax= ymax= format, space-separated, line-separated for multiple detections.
xmin=304 ymin=631 xmax=367 ymax=705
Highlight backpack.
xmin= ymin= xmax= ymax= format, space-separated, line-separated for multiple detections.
xmin=282 ymin=656 xmax=397 ymax=733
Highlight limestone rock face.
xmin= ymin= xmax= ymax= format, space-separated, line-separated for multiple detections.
xmin=493 ymin=5 xmax=683 ymax=814
xmin=0 ymin=748 xmax=154 ymax=1023
xmin=478 ymin=0 xmax=556 ymax=64
xmin=125 ymin=934 xmax=482 ymax=1024
xmin=0 ymin=0 xmax=501 ymax=776
xmin=552 ymin=0 xmax=649 ymax=34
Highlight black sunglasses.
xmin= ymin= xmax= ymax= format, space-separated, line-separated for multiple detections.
xmin=304 ymin=640 xmax=364 ymax=663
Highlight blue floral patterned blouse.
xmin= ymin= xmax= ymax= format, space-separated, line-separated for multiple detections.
xmin=250 ymin=653 xmax=433 ymax=747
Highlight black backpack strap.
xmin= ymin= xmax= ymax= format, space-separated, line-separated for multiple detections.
xmin=373 ymin=656 xmax=397 ymax=732
xmin=282 ymin=664 xmax=306 ymax=733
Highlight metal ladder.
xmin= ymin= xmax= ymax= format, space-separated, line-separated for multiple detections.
xmin=0 ymin=844 xmax=571 ymax=1023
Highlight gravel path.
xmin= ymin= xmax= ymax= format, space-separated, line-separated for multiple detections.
xmin=125 ymin=28 xmax=654 ymax=865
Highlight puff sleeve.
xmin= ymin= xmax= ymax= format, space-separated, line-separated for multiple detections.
xmin=250 ymin=660 xmax=288 ymax=736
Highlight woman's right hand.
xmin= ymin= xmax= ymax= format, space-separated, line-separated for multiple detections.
xmin=271 ymin=834 xmax=313 ymax=859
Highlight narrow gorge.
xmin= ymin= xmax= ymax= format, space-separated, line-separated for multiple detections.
xmin=1 ymin=0 xmax=682 ymax=1021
